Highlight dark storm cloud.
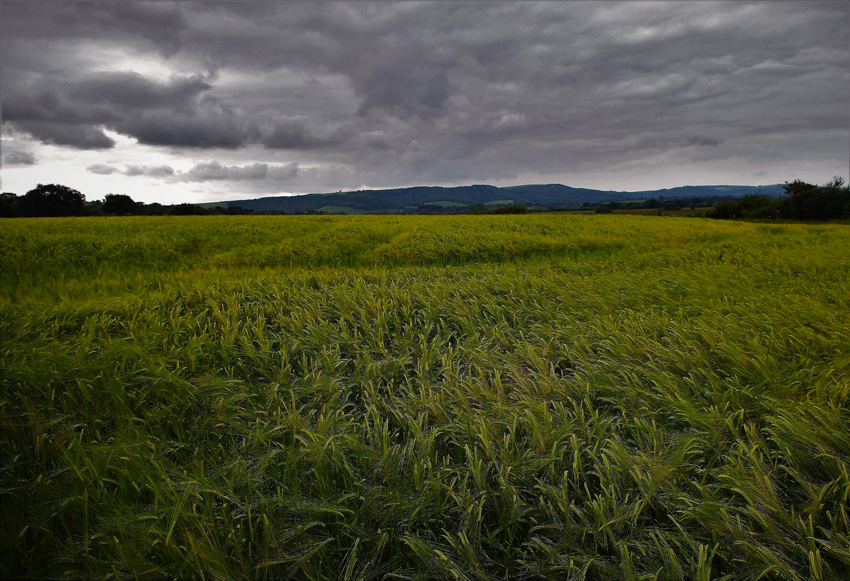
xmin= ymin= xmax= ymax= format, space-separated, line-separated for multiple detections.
xmin=3 ymin=2 xmax=848 ymax=192
xmin=125 ymin=111 xmax=247 ymax=149
xmin=4 ymin=69 xmax=252 ymax=149
xmin=13 ymin=122 xmax=116 ymax=150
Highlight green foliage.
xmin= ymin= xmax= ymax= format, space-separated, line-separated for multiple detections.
xmin=489 ymin=203 xmax=528 ymax=214
xmin=18 ymin=183 xmax=87 ymax=217
xmin=168 ymin=203 xmax=209 ymax=216
xmin=784 ymin=177 xmax=850 ymax=221
xmin=466 ymin=203 xmax=528 ymax=215
xmin=102 ymin=193 xmax=142 ymax=216
xmin=1 ymin=215 xmax=849 ymax=579
xmin=710 ymin=178 xmax=849 ymax=222
xmin=0 ymin=193 xmax=21 ymax=218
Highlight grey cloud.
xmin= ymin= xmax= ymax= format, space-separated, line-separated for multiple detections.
xmin=124 ymin=164 xmax=176 ymax=177
xmin=357 ymin=68 xmax=451 ymax=119
xmin=180 ymin=161 xmax=272 ymax=182
xmin=123 ymin=112 xmax=247 ymax=149
xmin=3 ymin=2 xmax=848 ymax=194
xmin=96 ymin=3 xmax=188 ymax=57
xmin=260 ymin=120 xmax=352 ymax=150
xmin=87 ymin=163 xmax=117 ymax=175
xmin=167 ymin=161 xmax=303 ymax=186
xmin=267 ymin=163 xmax=301 ymax=181
xmin=229 ymin=163 xmax=268 ymax=181
xmin=261 ymin=122 xmax=313 ymax=150
xmin=682 ymin=135 xmax=725 ymax=147
xmin=13 ymin=121 xmax=116 ymax=150
xmin=87 ymin=163 xmax=176 ymax=177
xmin=68 ymin=72 xmax=211 ymax=111
xmin=4 ymin=72 xmax=246 ymax=150
xmin=3 ymin=150 xmax=37 ymax=166
xmin=2 ymin=2 xmax=187 ymax=58
xmin=185 ymin=161 xmax=229 ymax=181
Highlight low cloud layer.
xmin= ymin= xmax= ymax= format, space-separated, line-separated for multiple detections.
xmin=3 ymin=2 xmax=848 ymax=200
xmin=87 ymin=160 xmax=302 ymax=184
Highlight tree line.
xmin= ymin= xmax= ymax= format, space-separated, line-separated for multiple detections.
xmin=2 ymin=178 xmax=847 ymax=220
xmin=0 ymin=185 xmax=254 ymax=218
xmin=706 ymin=178 xmax=849 ymax=221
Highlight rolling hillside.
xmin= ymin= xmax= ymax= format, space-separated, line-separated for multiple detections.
xmin=222 ymin=183 xmax=785 ymax=213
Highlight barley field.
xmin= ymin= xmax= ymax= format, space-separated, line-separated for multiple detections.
xmin=1 ymin=214 xmax=849 ymax=579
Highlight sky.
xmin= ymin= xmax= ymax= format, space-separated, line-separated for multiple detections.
xmin=2 ymin=1 xmax=848 ymax=205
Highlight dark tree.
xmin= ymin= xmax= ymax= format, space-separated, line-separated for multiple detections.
xmin=0 ymin=193 xmax=20 ymax=217
xmin=490 ymin=203 xmax=528 ymax=214
xmin=709 ymin=200 xmax=737 ymax=219
xmin=142 ymin=203 xmax=167 ymax=216
xmin=707 ymin=178 xmax=848 ymax=221
xmin=783 ymin=178 xmax=849 ymax=221
xmin=102 ymin=193 xmax=141 ymax=215
xmin=168 ymin=203 xmax=208 ymax=215
xmin=783 ymin=180 xmax=820 ymax=220
xmin=19 ymin=184 xmax=86 ymax=217
xmin=735 ymin=194 xmax=771 ymax=214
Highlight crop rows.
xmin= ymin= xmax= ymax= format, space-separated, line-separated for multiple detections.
xmin=1 ymin=215 xmax=849 ymax=579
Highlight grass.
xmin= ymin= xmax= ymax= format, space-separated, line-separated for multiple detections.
xmin=1 ymin=214 xmax=849 ymax=579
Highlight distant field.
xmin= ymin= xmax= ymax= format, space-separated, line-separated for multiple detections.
xmin=423 ymin=201 xmax=468 ymax=208
xmin=563 ymin=207 xmax=714 ymax=216
xmin=2 ymin=214 xmax=848 ymax=579
xmin=317 ymin=205 xmax=356 ymax=214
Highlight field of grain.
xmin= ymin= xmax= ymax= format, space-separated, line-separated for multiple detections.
xmin=2 ymin=214 xmax=849 ymax=579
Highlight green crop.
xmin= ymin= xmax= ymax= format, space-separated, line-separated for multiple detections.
xmin=1 ymin=214 xmax=848 ymax=579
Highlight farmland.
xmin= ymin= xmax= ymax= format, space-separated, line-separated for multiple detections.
xmin=1 ymin=214 xmax=849 ymax=579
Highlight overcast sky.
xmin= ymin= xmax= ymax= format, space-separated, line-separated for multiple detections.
xmin=2 ymin=1 xmax=848 ymax=204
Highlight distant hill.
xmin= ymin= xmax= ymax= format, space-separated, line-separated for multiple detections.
xmin=221 ymin=183 xmax=786 ymax=214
